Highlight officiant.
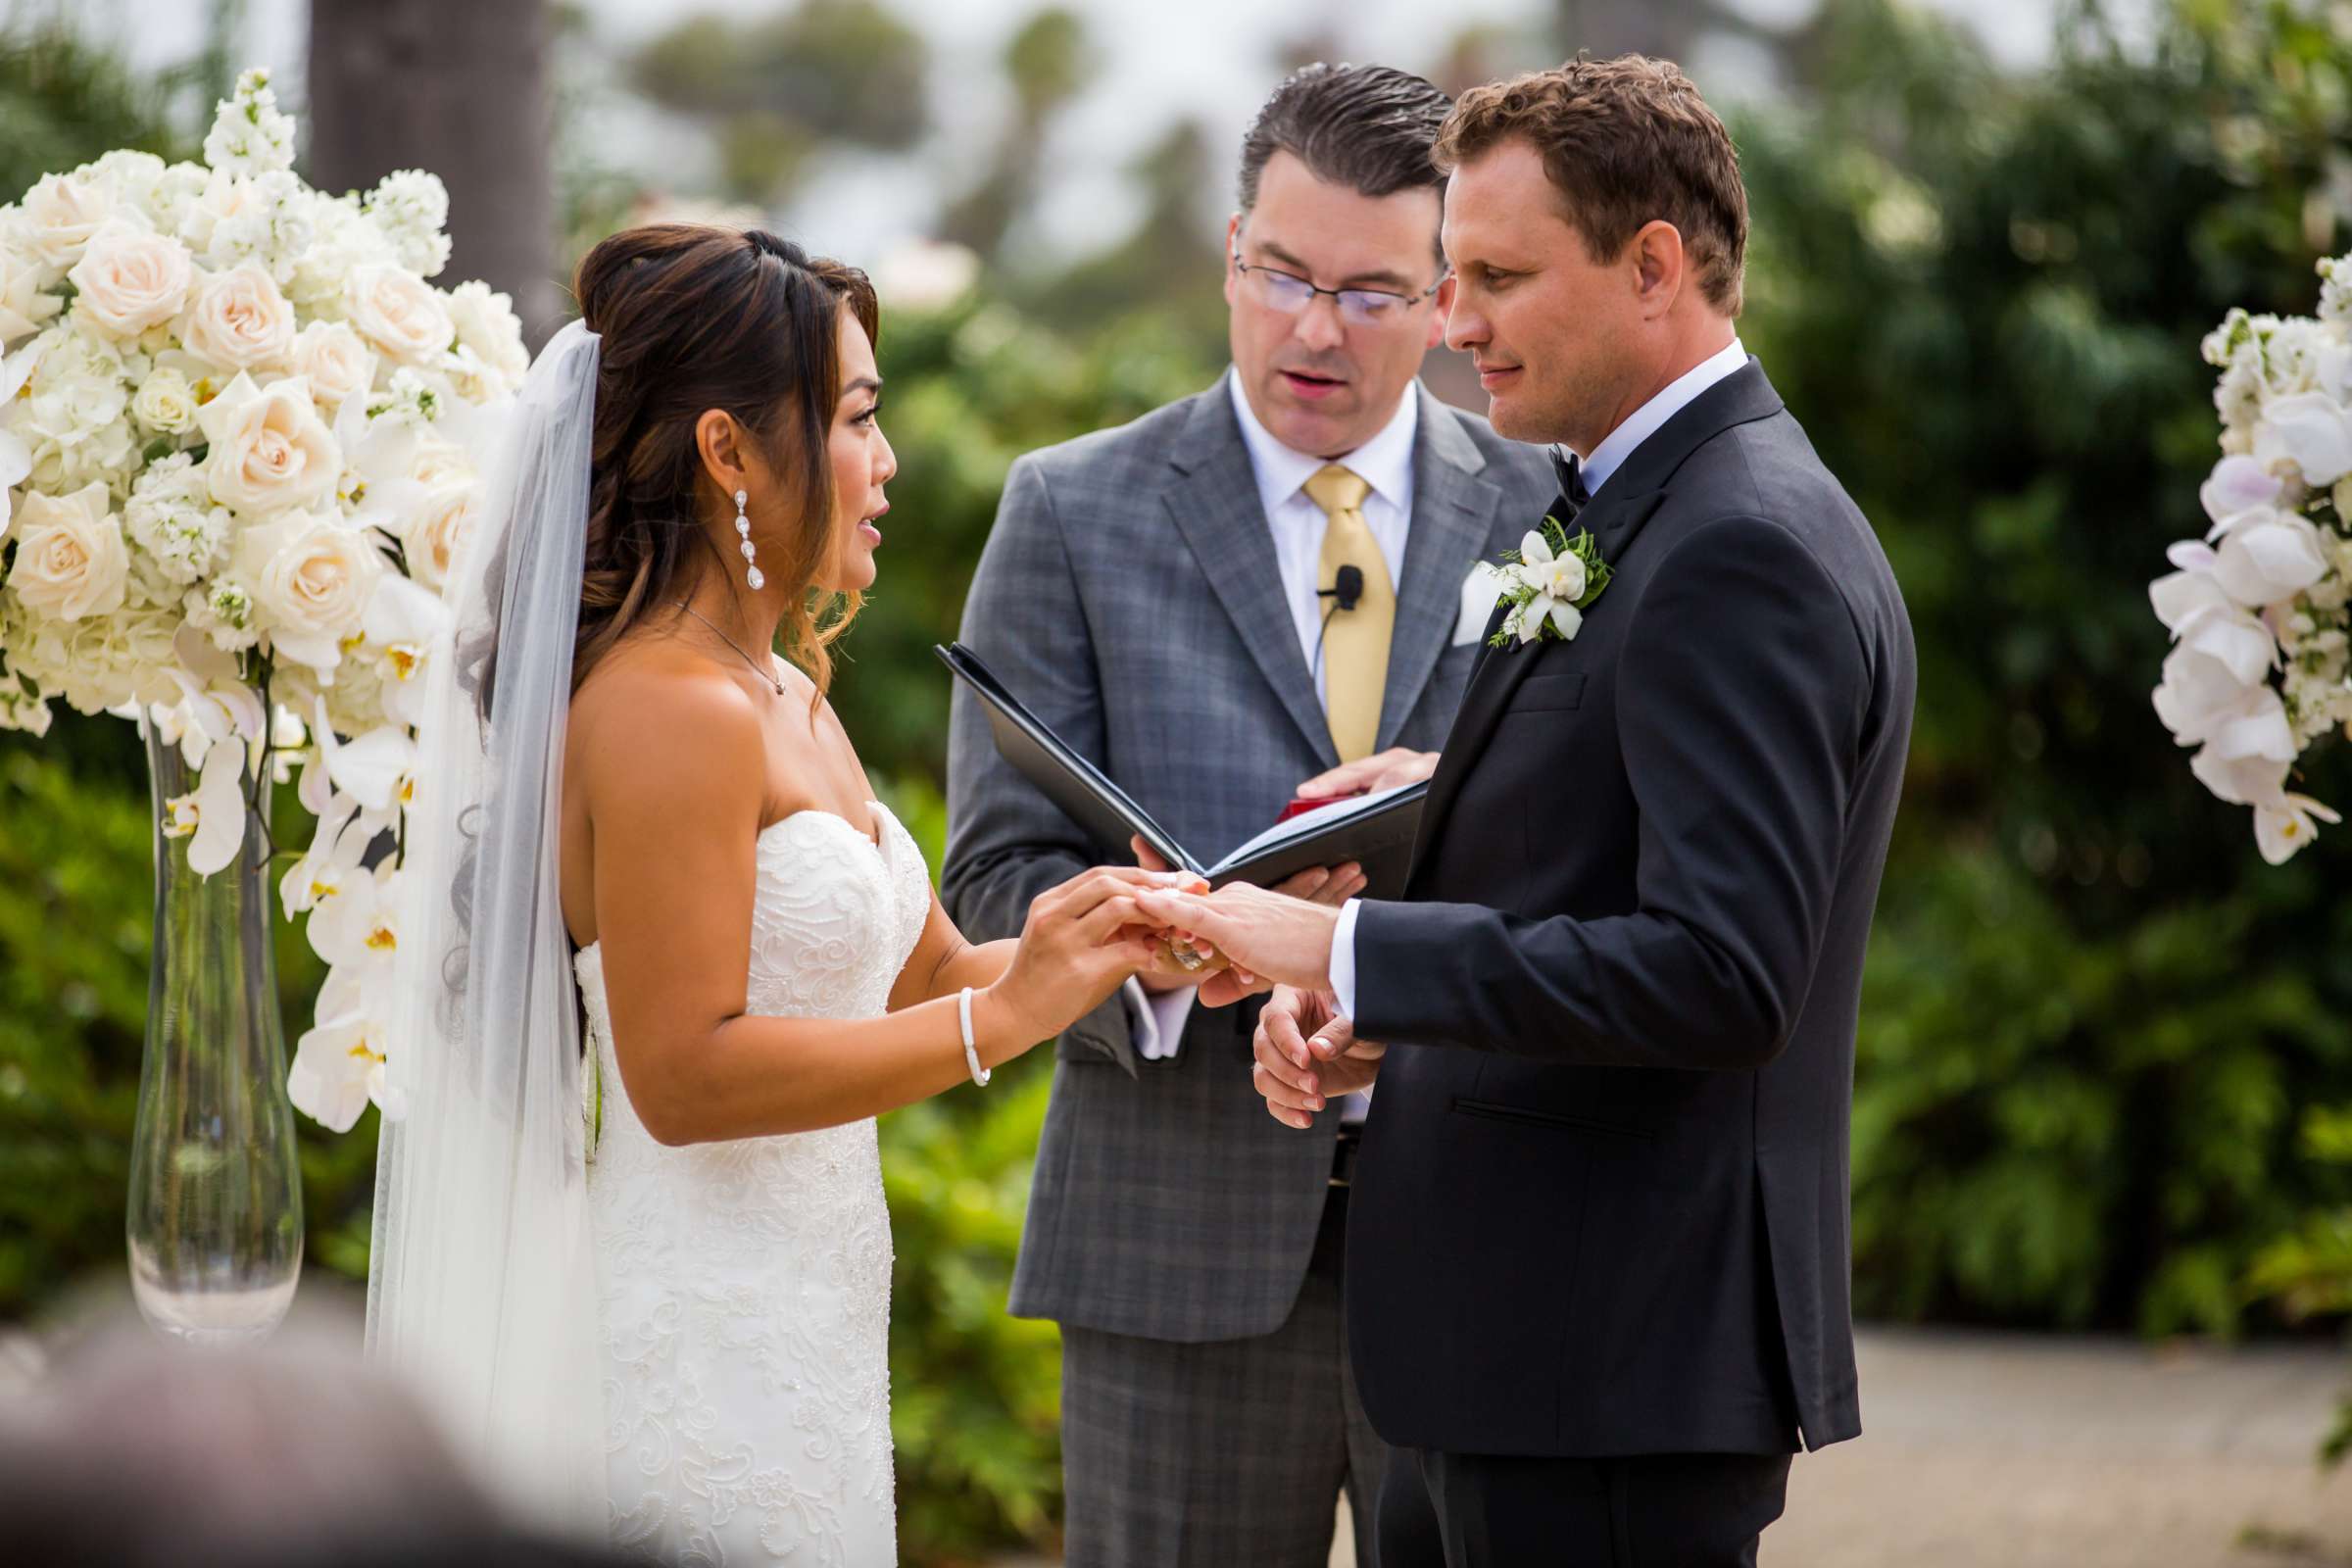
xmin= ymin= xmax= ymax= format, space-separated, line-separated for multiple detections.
xmin=943 ymin=63 xmax=1553 ymax=1568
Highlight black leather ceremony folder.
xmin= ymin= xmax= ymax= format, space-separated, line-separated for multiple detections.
xmin=936 ymin=642 xmax=1427 ymax=897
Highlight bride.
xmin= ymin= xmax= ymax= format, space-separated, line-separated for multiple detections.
xmin=365 ymin=223 xmax=1177 ymax=1564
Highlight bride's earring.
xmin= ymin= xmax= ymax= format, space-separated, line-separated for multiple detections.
xmin=735 ymin=488 xmax=764 ymax=591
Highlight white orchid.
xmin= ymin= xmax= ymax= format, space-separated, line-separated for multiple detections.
xmin=286 ymin=963 xmax=395 ymax=1133
xmin=361 ymin=571 xmax=445 ymax=728
xmin=1506 ymin=528 xmax=1590 ymax=644
xmin=2256 ymin=793 xmax=2342 ymax=864
xmin=0 ymin=76 xmax=510 ymax=1129
xmin=159 ymin=734 xmax=252 ymax=876
xmin=307 ymin=859 xmax=403 ymax=974
xmin=316 ymin=695 xmax=416 ymax=832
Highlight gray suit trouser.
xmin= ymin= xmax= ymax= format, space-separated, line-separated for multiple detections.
xmin=1059 ymin=1179 xmax=1386 ymax=1568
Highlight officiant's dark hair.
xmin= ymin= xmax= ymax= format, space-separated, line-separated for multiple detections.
xmin=565 ymin=222 xmax=880 ymax=705
xmin=1237 ymin=64 xmax=1451 ymax=260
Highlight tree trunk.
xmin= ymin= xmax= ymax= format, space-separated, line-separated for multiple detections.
xmin=306 ymin=0 xmax=559 ymax=345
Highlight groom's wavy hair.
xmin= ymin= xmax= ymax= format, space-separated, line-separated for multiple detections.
xmin=1434 ymin=55 xmax=1748 ymax=316
xmin=1237 ymin=64 xmax=1453 ymax=264
xmin=566 ymin=223 xmax=879 ymax=705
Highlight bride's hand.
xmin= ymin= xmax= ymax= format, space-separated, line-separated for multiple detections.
xmin=981 ymin=867 xmax=1183 ymax=1048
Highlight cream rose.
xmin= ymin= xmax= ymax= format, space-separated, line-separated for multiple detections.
xmin=69 ymin=221 xmax=194 ymax=339
xmin=197 ymin=372 xmax=342 ymax=514
xmin=24 ymin=172 xmax=117 ymax=269
xmin=344 ymin=264 xmax=453 ymax=366
xmin=130 ymin=367 xmax=202 ymax=434
xmin=406 ymin=482 xmax=478 ymax=592
xmin=291 ymin=320 xmax=377 ymax=409
xmin=182 ymin=263 xmax=295 ymax=371
xmin=7 ymin=481 xmax=130 ymax=620
xmin=235 ymin=510 xmax=384 ymax=670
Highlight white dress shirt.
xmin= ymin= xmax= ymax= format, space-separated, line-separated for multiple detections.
xmin=1128 ymin=373 xmax=1420 ymax=1117
xmin=1329 ymin=340 xmax=1749 ymax=1019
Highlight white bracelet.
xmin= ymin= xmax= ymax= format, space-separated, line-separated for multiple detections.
xmin=958 ymin=987 xmax=990 ymax=1088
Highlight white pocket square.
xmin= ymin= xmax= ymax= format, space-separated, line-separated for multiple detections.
xmin=1453 ymin=562 xmax=1503 ymax=646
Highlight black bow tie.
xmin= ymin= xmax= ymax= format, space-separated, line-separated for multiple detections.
xmin=1550 ymin=449 xmax=1591 ymax=518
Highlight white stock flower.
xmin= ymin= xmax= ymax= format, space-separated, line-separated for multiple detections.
xmin=2254 ymin=391 xmax=2352 ymax=487
xmin=233 ymin=509 xmax=382 ymax=671
xmin=67 ymin=221 xmax=194 ymax=339
xmin=344 ymin=265 xmax=453 ymax=367
xmin=23 ymin=171 xmax=117 ymax=269
xmin=2210 ymin=511 xmax=2329 ymax=607
xmin=129 ymin=365 xmax=200 ymax=435
xmin=123 ymin=454 xmax=232 ymax=585
xmin=364 ymin=171 xmax=453 ymax=278
xmin=202 ymin=69 xmax=297 ymax=178
xmin=197 ymin=371 xmax=342 ymax=514
xmin=443 ymin=280 xmax=529 ymax=399
xmin=181 ymin=263 xmax=296 ymax=371
xmin=288 ymin=963 xmax=394 ymax=1133
xmin=7 ymin=481 xmax=128 ymax=620
xmin=185 ymin=576 xmax=261 ymax=653
xmin=2256 ymin=793 xmax=2342 ymax=864
xmin=291 ymin=320 xmax=377 ymax=410
xmin=285 ymin=192 xmax=396 ymax=310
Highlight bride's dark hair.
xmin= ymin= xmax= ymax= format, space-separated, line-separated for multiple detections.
xmin=569 ymin=223 xmax=880 ymax=698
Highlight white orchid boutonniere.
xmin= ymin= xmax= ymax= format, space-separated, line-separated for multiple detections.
xmin=1489 ymin=514 xmax=1612 ymax=648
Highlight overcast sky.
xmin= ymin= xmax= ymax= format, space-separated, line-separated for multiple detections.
xmin=72 ymin=0 xmax=2098 ymax=264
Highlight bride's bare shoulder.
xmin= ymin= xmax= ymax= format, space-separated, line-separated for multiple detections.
xmin=568 ymin=640 xmax=765 ymax=804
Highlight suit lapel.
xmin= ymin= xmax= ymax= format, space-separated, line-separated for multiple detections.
xmin=1162 ymin=377 xmax=1341 ymax=771
xmin=1377 ymin=387 xmax=1501 ymax=751
xmin=1404 ymin=363 xmax=1785 ymax=886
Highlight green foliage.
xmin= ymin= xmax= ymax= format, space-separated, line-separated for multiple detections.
xmin=1734 ymin=0 xmax=2352 ymax=1336
xmin=0 ymin=736 xmax=379 ymax=1319
xmin=631 ymin=0 xmax=928 ymax=203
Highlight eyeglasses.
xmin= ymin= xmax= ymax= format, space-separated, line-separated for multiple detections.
xmin=1229 ymin=241 xmax=1446 ymax=328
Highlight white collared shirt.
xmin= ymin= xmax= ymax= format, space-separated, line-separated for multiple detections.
xmin=1129 ymin=371 xmax=1419 ymax=1098
xmin=1571 ymin=336 xmax=1748 ymax=499
xmin=1329 ymin=342 xmax=1752 ymax=1021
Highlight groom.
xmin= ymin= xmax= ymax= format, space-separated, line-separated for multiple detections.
xmin=945 ymin=63 xmax=1553 ymax=1568
xmin=1136 ymin=57 xmax=1916 ymax=1567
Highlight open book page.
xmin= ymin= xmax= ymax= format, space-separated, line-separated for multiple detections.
xmin=1210 ymin=782 xmax=1420 ymax=873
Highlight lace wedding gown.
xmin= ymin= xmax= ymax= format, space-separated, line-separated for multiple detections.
xmin=573 ymin=800 xmax=929 ymax=1565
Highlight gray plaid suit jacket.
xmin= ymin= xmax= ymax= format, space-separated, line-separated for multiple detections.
xmin=943 ymin=372 xmax=1556 ymax=1342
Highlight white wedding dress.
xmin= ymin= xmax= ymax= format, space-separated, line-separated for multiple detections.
xmin=573 ymin=799 xmax=929 ymax=1566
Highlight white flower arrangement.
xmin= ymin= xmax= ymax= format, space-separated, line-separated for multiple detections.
xmin=2154 ymin=250 xmax=2352 ymax=862
xmin=0 ymin=70 xmax=537 ymax=1131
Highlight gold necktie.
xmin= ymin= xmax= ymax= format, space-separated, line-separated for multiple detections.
xmin=1303 ymin=464 xmax=1395 ymax=763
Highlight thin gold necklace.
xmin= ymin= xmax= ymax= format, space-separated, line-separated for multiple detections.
xmin=675 ymin=601 xmax=784 ymax=695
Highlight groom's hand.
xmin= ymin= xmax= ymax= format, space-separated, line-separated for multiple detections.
xmin=1128 ymin=836 xmax=1362 ymax=1000
xmin=1253 ymin=986 xmax=1385 ymax=1128
xmin=1129 ymin=880 xmax=1340 ymax=998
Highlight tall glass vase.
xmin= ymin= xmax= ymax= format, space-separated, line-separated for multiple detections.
xmin=126 ymin=722 xmax=304 ymax=1344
